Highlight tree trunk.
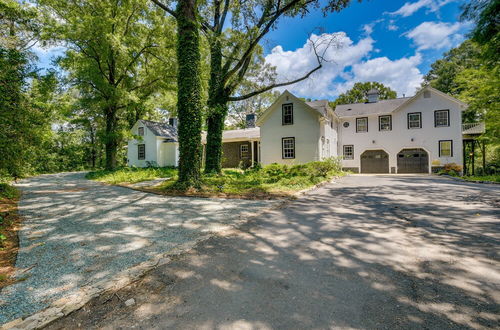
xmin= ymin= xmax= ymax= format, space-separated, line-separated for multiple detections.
xmin=175 ymin=0 xmax=203 ymax=186
xmin=204 ymin=39 xmax=228 ymax=174
xmin=104 ymin=107 xmax=118 ymax=170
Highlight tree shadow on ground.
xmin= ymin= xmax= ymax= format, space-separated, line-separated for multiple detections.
xmin=47 ymin=175 xmax=500 ymax=329
xmin=0 ymin=172 xmax=271 ymax=324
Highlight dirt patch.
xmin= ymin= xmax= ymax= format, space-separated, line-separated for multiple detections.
xmin=0 ymin=191 xmax=21 ymax=290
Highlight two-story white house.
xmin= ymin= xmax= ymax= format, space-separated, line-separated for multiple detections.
xmin=256 ymin=86 xmax=467 ymax=173
xmin=127 ymin=85 xmax=469 ymax=174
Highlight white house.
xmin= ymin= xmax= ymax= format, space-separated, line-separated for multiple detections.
xmin=127 ymin=85 xmax=470 ymax=174
xmin=335 ymin=87 xmax=467 ymax=173
xmin=256 ymin=86 xmax=467 ymax=173
xmin=256 ymin=91 xmax=337 ymax=164
xmin=127 ymin=119 xmax=179 ymax=167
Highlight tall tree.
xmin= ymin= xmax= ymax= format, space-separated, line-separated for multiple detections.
xmin=0 ymin=0 xmax=41 ymax=50
xmin=423 ymin=40 xmax=482 ymax=96
xmin=196 ymin=0 xmax=357 ymax=173
xmin=153 ymin=0 xmax=205 ymax=186
xmin=38 ymin=0 xmax=176 ymax=170
xmin=0 ymin=47 xmax=54 ymax=179
xmin=461 ymin=0 xmax=499 ymax=62
xmin=330 ymin=82 xmax=397 ymax=107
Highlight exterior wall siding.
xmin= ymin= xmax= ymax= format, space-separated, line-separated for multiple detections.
xmin=338 ymin=90 xmax=463 ymax=173
xmin=128 ymin=122 xmax=179 ymax=167
xmin=222 ymin=141 xmax=252 ymax=168
xmin=260 ymin=94 xmax=321 ymax=165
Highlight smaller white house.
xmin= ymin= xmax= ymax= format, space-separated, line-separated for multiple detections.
xmin=127 ymin=119 xmax=179 ymax=167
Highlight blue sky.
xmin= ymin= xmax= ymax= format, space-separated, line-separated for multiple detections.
xmin=264 ymin=0 xmax=471 ymax=99
xmin=35 ymin=0 xmax=471 ymax=101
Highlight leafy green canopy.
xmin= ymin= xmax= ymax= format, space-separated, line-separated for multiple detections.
xmin=330 ymin=82 xmax=397 ymax=107
xmin=37 ymin=0 xmax=177 ymax=169
xmin=0 ymin=47 xmax=55 ymax=178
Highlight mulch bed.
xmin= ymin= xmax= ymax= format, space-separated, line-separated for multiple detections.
xmin=0 ymin=193 xmax=21 ymax=289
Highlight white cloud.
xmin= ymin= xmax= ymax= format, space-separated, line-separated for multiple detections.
xmin=387 ymin=20 xmax=399 ymax=31
xmin=264 ymin=32 xmax=424 ymax=98
xmin=340 ymin=54 xmax=423 ymax=97
xmin=406 ymin=21 xmax=463 ymax=50
xmin=265 ymin=32 xmax=374 ymax=98
xmin=389 ymin=0 xmax=455 ymax=17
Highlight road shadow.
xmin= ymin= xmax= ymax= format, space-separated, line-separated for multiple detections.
xmin=46 ymin=175 xmax=500 ymax=329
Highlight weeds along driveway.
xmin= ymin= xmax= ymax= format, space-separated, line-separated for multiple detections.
xmin=0 ymin=172 xmax=274 ymax=325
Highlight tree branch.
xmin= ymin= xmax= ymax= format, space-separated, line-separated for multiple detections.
xmin=150 ymin=0 xmax=177 ymax=18
xmin=227 ymin=34 xmax=332 ymax=102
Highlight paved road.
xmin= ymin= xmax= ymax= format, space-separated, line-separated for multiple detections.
xmin=48 ymin=175 xmax=500 ymax=329
xmin=1 ymin=173 xmax=272 ymax=325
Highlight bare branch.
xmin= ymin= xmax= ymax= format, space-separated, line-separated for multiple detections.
xmin=227 ymin=34 xmax=334 ymax=102
xmin=151 ymin=0 xmax=177 ymax=18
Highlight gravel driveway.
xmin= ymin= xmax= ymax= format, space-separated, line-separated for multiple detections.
xmin=0 ymin=172 xmax=273 ymax=325
xmin=47 ymin=175 xmax=500 ymax=329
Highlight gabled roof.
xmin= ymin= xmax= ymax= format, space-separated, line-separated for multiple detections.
xmin=139 ymin=120 xmax=177 ymax=140
xmin=256 ymin=90 xmax=333 ymax=125
xmin=334 ymin=86 xmax=468 ymax=118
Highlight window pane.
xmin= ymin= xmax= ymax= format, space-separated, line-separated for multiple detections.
xmin=440 ymin=141 xmax=452 ymax=157
xmin=138 ymin=144 xmax=145 ymax=160
xmin=379 ymin=116 xmax=391 ymax=131
xmin=282 ymin=138 xmax=295 ymax=159
xmin=408 ymin=113 xmax=421 ymax=128
xmin=435 ymin=110 xmax=449 ymax=127
xmin=356 ymin=118 xmax=367 ymax=132
xmin=343 ymin=145 xmax=353 ymax=160
xmin=282 ymin=104 xmax=293 ymax=125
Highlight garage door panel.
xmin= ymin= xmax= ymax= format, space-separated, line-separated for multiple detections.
xmin=361 ymin=150 xmax=389 ymax=173
xmin=397 ymin=149 xmax=428 ymax=173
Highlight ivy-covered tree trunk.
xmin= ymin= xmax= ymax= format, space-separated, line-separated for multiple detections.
xmin=176 ymin=0 xmax=203 ymax=186
xmin=204 ymin=39 xmax=228 ymax=174
xmin=104 ymin=106 xmax=118 ymax=170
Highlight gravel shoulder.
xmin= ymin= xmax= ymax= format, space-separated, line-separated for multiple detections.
xmin=0 ymin=172 xmax=273 ymax=325
xmin=45 ymin=174 xmax=500 ymax=329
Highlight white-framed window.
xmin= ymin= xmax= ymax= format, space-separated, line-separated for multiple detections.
xmin=408 ymin=112 xmax=422 ymax=129
xmin=379 ymin=115 xmax=392 ymax=131
xmin=138 ymin=127 xmax=144 ymax=136
xmin=138 ymin=144 xmax=146 ymax=160
xmin=435 ymin=110 xmax=450 ymax=127
xmin=343 ymin=145 xmax=354 ymax=160
xmin=282 ymin=104 xmax=293 ymax=125
xmin=240 ymin=144 xmax=249 ymax=158
xmin=356 ymin=117 xmax=368 ymax=133
xmin=282 ymin=137 xmax=295 ymax=159
xmin=439 ymin=140 xmax=453 ymax=157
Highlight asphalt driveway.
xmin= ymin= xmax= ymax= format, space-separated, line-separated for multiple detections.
xmin=46 ymin=174 xmax=500 ymax=330
xmin=0 ymin=172 xmax=273 ymax=325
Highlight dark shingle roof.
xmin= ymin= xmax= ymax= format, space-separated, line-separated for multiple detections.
xmin=140 ymin=120 xmax=177 ymax=140
xmin=335 ymin=97 xmax=412 ymax=117
xmin=305 ymin=100 xmax=331 ymax=117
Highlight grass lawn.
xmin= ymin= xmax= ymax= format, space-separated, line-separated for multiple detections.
xmin=86 ymin=167 xmax=177 ymax=184
xmin=0 ymin=182 xmax=21 ymax=288
xmin=462 ymin=175 xmax=500 ymax=183
xmin=86 ymin=159 xmax=344 ymax=199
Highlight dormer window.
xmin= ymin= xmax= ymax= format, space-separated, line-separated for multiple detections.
xmin=282 ymin=104 xmax=293 ymax=125
xmin=138 ymin=127 xmax=144 ymax=136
